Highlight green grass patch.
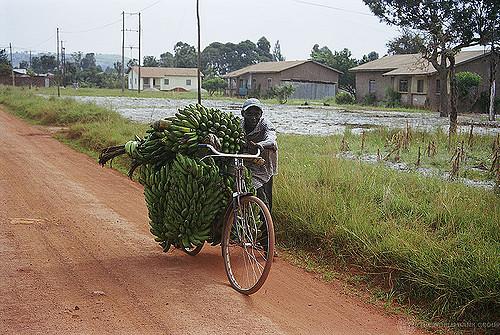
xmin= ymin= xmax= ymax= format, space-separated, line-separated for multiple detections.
xmin=336 ymin=126 xmax=496 ymax=183
xmin=275 ymin=134 xmax=499 ymax=323
xmin=1 ymin=86 xmax=498 ymax=324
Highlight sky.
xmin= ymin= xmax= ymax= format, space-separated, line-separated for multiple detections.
xmin=1 ymin=0 xmax=403 ymax=60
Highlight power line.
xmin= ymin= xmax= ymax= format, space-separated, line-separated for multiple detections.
xmin=139 ymin=0 xmax=162 ymax=12
xmin=61 ymin=18 xmax=122 ymax=34
xmin=290 ymin=0 xmax=375 ymax=17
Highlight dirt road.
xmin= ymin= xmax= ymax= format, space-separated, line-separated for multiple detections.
xmin=0 ymin=109 xmax=427 ymax=335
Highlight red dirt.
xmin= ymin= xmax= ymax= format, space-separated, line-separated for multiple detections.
xmin=0 ymin=109 xmax=430 ymax=335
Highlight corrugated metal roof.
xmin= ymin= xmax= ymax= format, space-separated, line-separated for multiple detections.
xmin=130 ymin=66 xmax=202 ymax=77
xmin=223 ymin=60 xmax=342 ymax=78
xmin=350 ymin=50 xmax=489 ymax=76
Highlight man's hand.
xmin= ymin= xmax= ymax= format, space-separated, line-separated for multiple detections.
xmin=248 ymin=141 xmax=264 ymax=151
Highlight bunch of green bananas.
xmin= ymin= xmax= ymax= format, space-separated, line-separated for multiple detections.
xmin=164 ymin=154 xmax=226 ymax=249
xmin=136 ymin=130 xmax=173 ymax=168
xmin=139 ymin=163 xmax=172 ymax=252
xmin=165 ymin=104 xmax=246 ymax=155
xmin=101 ymin=104 xmax=256 ymax=251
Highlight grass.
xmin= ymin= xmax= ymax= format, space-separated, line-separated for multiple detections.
xmin=1 ymin=86 xmax=498 ymax=326
xmin=334 ymin=126 xmax=497 ymax=184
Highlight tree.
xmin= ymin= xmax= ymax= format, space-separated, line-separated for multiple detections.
xmin=201 ymin=42 xmax=227 ymax=75
xmin=173 ymin=42 xmax=197 ymax=68
xmin=257 ymin=36 xmax=273 ymax=62
xmin=126 ymin=59 xmax=138 ymax=73
xmin=159 ymin=52 xmax=174 ymax=67
xmin=202 ymin=76 xmax=227 ymax=96
xmin=237 ymin=40 xmax=260 ymax=68
xmin=81 ymin=53 xmax=96 ymax=70
xmin=143 ymin=56 xmax=159 ymax=67
xmin=31 ymin=55 xmax=57 ymax=73
xmin=273 ymin=40 xmax=285 ymax=61
xmin=311 ymin=45 xmax=358 ymax=94
xmin=0 ymin=49 xmax=12 ymax=75
xmin=363 ymin=0 xmax=499 ymax=134
xmin=386 ymin=29 xmax=425 ymax=54
xmin=71 ymin=52 xmax=83 ymax=70
xmin=201 ymin=40 xmax=261 ymax=76
xmin=18 ymin=60 xmax=29 ymax=69
xmin=113 ymin=61 xmax=122 ymax=74
xmin=359 ymin=51 xmax=379 ymax=64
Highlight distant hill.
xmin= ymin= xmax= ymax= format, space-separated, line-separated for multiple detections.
xmin=9 ymin=51 xmax=129 ymax=70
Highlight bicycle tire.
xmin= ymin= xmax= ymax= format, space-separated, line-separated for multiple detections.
xmin=222 ymin=195 xmax=274 ymax=295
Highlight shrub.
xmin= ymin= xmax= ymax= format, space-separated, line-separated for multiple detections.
xmin=335 ymin=92 xmax=355 ymax=105
xmin=456 ymin=71 xmax=482 ymax=98
xmin=202 ymin=77 xmax=226 ymax=96
xmin=456 ymin=72 xmax=482 ymax=113
xmin=269 ymin=84 xmax=295 ymax=104
xmin=384 ymin=87 xmax=401 ymax=107
xmin=362 ymin=93 xmax=377 ymax=106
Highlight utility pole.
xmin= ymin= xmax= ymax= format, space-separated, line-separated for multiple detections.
xmin=9 ymin=43 xmax=14 ymax=86
xmin=29 ymin=50 xmax=32 ymax=69
xmin=56 ymin=27 xmax=60 ymax=97
xmin=138 ymin=12 xmax=141 ymax=94
xmin=121 ymin=11 xmax=125 ymax=92
xmin=489 ymin=35 xmax=497 ymax=122
xmin=196 ymin=0 xmax=201 ymax=104
xmin=123 ymin=11 xmax=140 ymax=93
xmin=61 ymin=40 xmax=65 ymax=87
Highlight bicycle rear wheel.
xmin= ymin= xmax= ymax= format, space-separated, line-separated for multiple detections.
xmin=222 ymin=195 xmax=274 ymax=295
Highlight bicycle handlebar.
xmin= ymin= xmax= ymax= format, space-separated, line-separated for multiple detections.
xmin=198 ymin=144 xmax=261 ymax=159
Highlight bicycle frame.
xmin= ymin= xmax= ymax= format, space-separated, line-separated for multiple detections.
xmin=199 ymin=144 xmax=260 ymax=230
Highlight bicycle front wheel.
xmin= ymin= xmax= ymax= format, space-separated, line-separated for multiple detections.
xmin=222 ymin=195 xmax=274 ymax=295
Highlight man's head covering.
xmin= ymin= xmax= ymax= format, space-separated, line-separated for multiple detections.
xmin=242 ymin=98 xmax=263 ymax=112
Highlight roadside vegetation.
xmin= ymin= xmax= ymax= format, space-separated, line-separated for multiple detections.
xmin=1 ymin=86 xmax=498 ymax=325
xmin=336 ymin=125 xmax=499 ymax=185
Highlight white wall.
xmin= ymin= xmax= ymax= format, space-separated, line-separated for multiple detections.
xmin=127 ymin=69 xmax=143 ymax=90
xmin=128 ymin=70 xmax=198 ymax=91
xmin=159 ymin=76 xmax=198 ymax=91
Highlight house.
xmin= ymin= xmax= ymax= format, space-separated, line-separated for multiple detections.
xmin=0 ymin=69 xmax=53 ymax=87
xmin=127 ymin=66 xmax=202 ymax=91
xmin=223 ymin=60 xmax=342 ymax=100
xmin=349 ymin=50 xmax=500 ymax=111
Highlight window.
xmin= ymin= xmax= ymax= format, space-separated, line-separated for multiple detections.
xmin=164 ymin=78 xmax=169 ymax=85
xmin=436 ymin=79 xmax=441 ymax=94
xmin=267 ymin=78 xmax=272 ymax=88
xmin=417 ymin=79 xmax=424 ymax=93
xmin=368 ymin=80 xmax=376 ymax=94
xmin=134 ymin=78 xmax=137 ymax=84
xmin=399 ymin=79 xmax=409 ymax=92
xmin=252 ymin=79 xmax=256 ymax=89
xmin=186 ymin=79 xmax=191 ymax=86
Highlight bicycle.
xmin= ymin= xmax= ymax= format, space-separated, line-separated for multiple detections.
xmin=181 ymin=144 xmax=275 ymax=295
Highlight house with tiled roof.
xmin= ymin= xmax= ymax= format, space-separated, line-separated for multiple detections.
xmin=127 ymin=66 xmax=203 ymax=91
xmin=349 ymin=50 xmax=499 ymax=111
xmin=223 ymin=60 xmax=342 ymax=100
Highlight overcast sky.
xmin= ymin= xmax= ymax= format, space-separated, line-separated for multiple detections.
xmin=1 ymin=0 xmax=402 ymax=60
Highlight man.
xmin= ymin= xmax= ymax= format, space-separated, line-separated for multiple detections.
xmin=241 ymin=98 xmax=278 ymax=212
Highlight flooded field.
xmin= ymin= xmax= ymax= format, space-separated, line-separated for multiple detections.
xmin=69 ymin=96 xmax=500 ymax=135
